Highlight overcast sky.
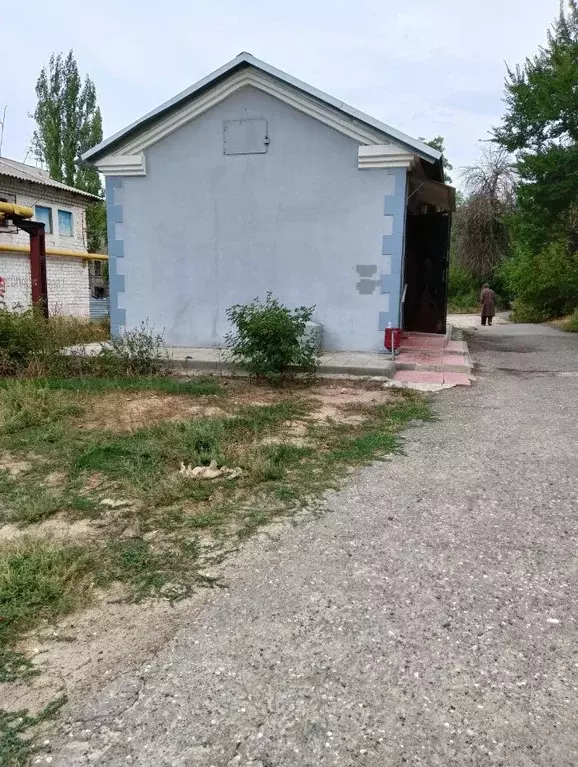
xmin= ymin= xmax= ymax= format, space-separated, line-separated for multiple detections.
xmin=0 ymin=0 xmax=560 ymax=181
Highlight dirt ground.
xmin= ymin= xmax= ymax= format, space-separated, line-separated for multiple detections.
xmin=76 ymin=393 xmax=228 ymax=432
xmin=76 ymin=379 xmax=392 ymax=433
xmin=0 ymin=377 xmax=394 ymax=717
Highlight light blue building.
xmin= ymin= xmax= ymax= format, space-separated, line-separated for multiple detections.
xmin=83 ymin=53 xmax=454 ymax=351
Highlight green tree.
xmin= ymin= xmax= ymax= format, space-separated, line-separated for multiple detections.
xmin=32 ymin=51 xmax=106 ymax=253
xmin=419 ymin=135 xmax=453 ymax=183
xmin=502 ymin=237 xmax=578 ymax=321
xmin=491 ymin=1 xmax=578 ymax=320
xmin=493 ymin=1 xmax=578 ymax=246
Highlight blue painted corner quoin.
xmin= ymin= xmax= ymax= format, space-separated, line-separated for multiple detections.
xmin=378 ymin=168 xmax=407 ymax=332
xmin=105 ymin=177 xmax=126 ymax=334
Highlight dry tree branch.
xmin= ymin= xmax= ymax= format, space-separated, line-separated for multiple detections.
xmin=454 ymin=147 xmax=517 ymax=277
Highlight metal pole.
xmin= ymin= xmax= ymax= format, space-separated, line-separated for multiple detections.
xmin=29 ymin=223 xmax=49 ymax=317
xmin=39 ymin=225 xmax=48 ymax=316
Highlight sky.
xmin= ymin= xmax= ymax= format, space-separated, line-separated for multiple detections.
xmin=0 ymin=0 xmax=560 ymax=183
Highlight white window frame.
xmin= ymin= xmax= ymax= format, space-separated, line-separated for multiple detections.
xmin=35 ymin=205 xmax=53 ymax=234
xmin=57 ymin=208 xmax=74 ymax=237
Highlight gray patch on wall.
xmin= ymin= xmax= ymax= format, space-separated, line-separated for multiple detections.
xmin=356 ymin=264 xmax=377 ymax=278
xmin=356 ymin=279 xmax=380 ymax=295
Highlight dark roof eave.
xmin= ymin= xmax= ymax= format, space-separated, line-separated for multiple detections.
xmin=0 ymin=172 xmax=101 ymax=202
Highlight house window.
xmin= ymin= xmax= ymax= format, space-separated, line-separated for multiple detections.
xmin=58 ymin=209 xmax=73 ymax=237
xmin=93 ymin=261 xmax=102 ymax=276
xmin=35 ymin=205 xmax=53 ymax=233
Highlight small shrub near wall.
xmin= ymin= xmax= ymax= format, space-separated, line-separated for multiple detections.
xmin=0 ymin=307 xmax=106 ymax=376
xmin=97 ymin=322 xmax=167 ymax=376
xmin=226 ymin=293 xmax=319 ymax=384
xmin=0 ymin=308 xmax=165 ymax=379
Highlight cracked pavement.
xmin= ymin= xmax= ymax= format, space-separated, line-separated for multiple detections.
xmin=38 ymin=324 xmax=578 ymax=766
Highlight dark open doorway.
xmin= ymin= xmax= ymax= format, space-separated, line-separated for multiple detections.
xmin=403 ymin=211 xmax=451 ymax=333
xmin=401 ymin=176 xmax=454 ymax=334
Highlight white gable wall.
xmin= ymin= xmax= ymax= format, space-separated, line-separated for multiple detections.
xmin=109 ymin=86 xmax=405 ymax=350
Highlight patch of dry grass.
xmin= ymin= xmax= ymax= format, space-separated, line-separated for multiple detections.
xmin=550 ymin=309 xmax=578 ymax=333
xmin=0 ymin=376 xmax=431 ymax=688
xmin=76 ymin=392 xmax=227 ymax=432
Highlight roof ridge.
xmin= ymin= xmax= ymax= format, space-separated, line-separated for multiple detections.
xmin=82 ymin=53 xmax=442 ymax=166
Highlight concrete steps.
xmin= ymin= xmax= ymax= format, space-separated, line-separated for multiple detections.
xmin=391 ymin=330 xmax=473 ymax=387
xmin=395 ymin=351 xmax=473 ymax=374
xmin=393 ymin=369 xmax=471 ymax=387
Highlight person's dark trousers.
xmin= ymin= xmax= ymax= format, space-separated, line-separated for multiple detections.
xmin=481 ymin=315 xmax=493 ymax=326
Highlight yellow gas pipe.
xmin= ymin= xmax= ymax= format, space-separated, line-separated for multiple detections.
xmin=0 ymin=201 xmax=34 ymax=219
xmin=0 ymin=243 xmax=108 ymax=261
xmin=0 ymin=203 xmax=107 ymax=260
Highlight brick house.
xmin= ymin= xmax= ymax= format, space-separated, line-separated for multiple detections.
xmin=0 ymin=157 xmax=105 ymax=317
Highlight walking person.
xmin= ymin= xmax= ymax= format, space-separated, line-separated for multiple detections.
xmin=480 ymin=283 xmax=496 ymax=326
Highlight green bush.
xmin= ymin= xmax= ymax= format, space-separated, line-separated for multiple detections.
xmin=0 ymin=308 xmax=45 ymax=373
xmin=504 ymin=239 xmax=578 ymax=322
xmin=447 ymin=264 xmax=480 ymax=313
xmin=0 ymin=307 xmax=107 ymax=376
xmin=225 ymin=293 xmax=319 ymax=384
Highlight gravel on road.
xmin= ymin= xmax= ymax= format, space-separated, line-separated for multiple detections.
xmin=39 ymin=325 xmax=578 ymax=767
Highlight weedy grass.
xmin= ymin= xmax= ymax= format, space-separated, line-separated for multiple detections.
xmin=0 ymin=538 xmax=93 ymax=651
xmin=17 ymin=376 xmax=221 ymax=396
xmin=0 ymin=378 xmax=431 ymax=685
xmin=0 ymin=381 xmax=82 ymax=434
xmin=0 ymin=695 xmax=67 ymax=767
xmin=560 ymin=309 xmax=578 ymax=333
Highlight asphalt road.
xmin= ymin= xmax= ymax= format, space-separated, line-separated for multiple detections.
xmin=41 ymin=324 xmax=578 ymax=767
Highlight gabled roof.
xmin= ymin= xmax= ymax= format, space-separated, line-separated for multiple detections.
xmin=0 ymin=157 xmax=100 ymax=200
xmin=82 ymin=52 xmax=442 ymax=167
